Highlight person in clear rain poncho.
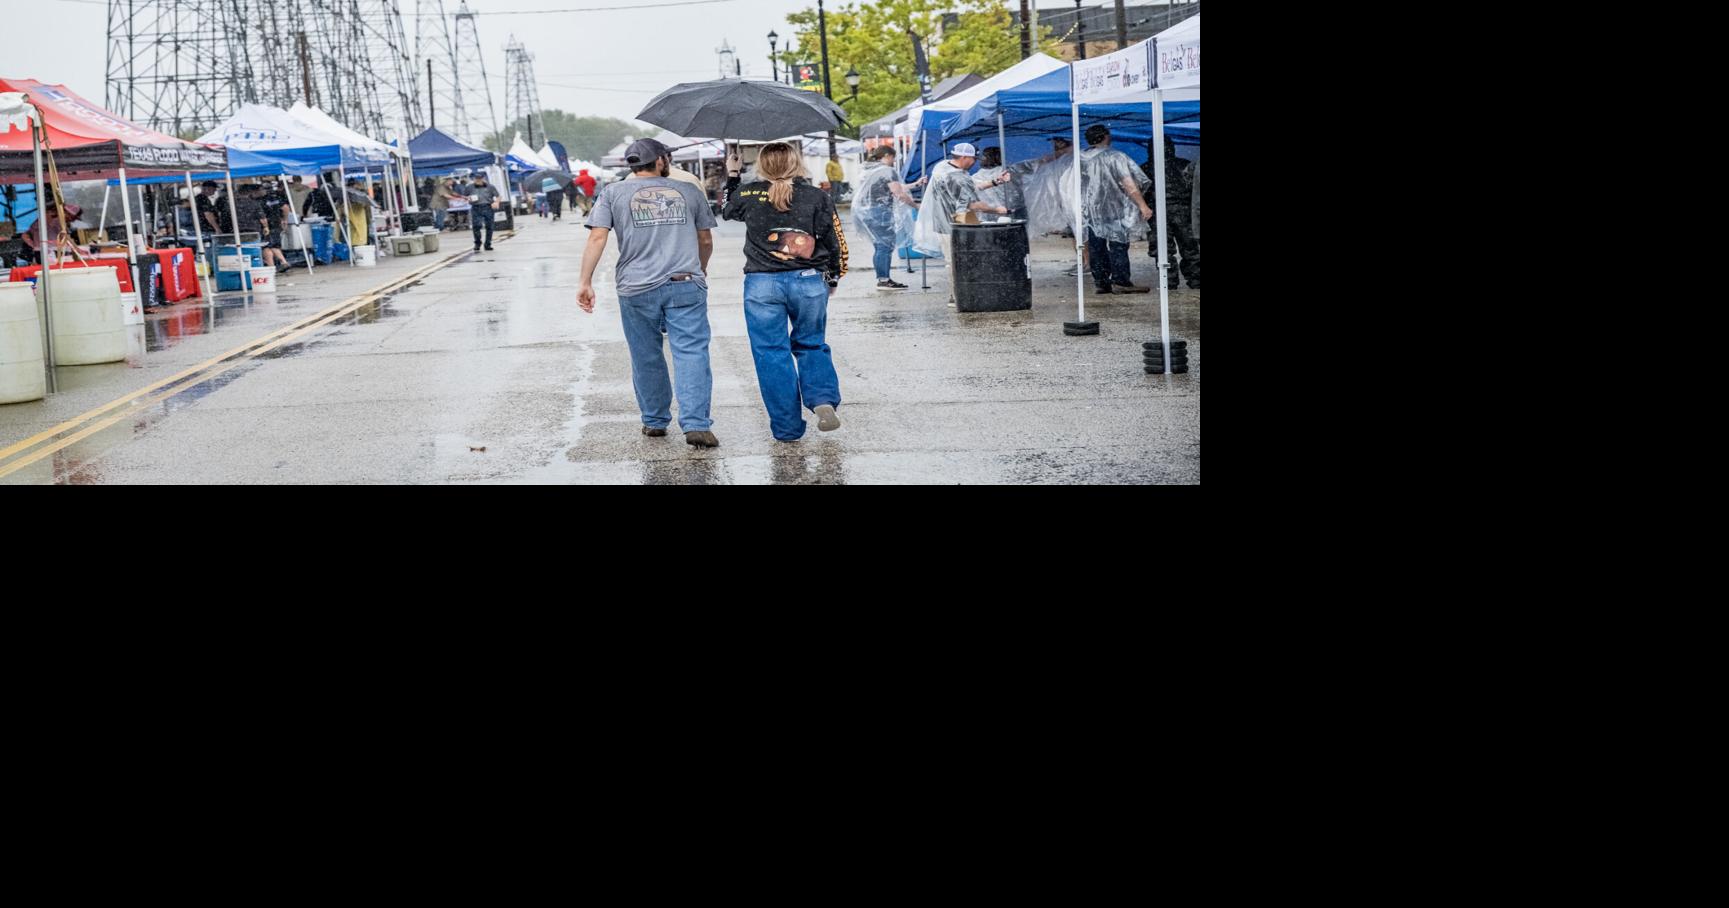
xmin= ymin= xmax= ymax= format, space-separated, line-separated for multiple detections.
xmin=1080 ymin=124 xmax=1155 ymax=294
xmin=852 ymin=145 xmax=919 ymax=290
xmin=913 ymin=143 xmax=1009 ymax=304
xmin=1021 ymin=137 xmax=1079 ymax=237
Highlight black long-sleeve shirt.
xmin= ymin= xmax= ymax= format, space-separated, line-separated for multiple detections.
xmin=720 ymin=175 xmax=848 ymax=281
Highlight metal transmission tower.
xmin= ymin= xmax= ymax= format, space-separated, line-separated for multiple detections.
xmin=503 ymin=36 xmax=544 ymax=150
xmin=356 ymin=1 xmax=424 ymax=142
xmin=451 ymin=1 xmax=500 ymax=149
xmin=416 ymin=0 xmax=468 ymax=140
xmin=106 ymin=0 xmax=257 ymax=139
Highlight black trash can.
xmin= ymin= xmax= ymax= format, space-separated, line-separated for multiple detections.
xmin=951 ymin=220 xmax=1032 ymax=313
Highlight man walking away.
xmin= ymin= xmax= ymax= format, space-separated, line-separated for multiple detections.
xmin=576 ymin=138 xmax=720 ymax=448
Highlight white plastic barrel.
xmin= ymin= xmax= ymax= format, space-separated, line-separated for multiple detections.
xmin=39 ymin=269 xmax=127 ymax=365
xmin=0 ymin=282 xmax=46 ymax=404
xmin=353 ymin=245 xmax=378 ymax=267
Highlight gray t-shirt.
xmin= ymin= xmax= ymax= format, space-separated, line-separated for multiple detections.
xmin=468 ymin=185 xmax=501 ymax=208
xmin=589 ymin=176 xmax=716 ymax=296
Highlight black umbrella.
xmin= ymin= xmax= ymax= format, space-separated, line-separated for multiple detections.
xmin=522 ymin=169 xmax=573 ymax=189
xmin=637 ymin=78 xmax=847 ymax=142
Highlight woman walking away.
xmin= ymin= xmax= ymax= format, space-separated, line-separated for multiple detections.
xmin=720 ymin=142 xmax=849 ymax=442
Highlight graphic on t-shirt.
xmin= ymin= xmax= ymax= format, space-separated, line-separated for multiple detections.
xmin=630 ymin=187 xmax=689 ymax=227
xmin=765 ymin=228 xmax=816 ymax=261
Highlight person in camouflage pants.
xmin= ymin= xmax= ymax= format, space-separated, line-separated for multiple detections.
xmin=1143 ymin=136 xmax=1200 ymax=290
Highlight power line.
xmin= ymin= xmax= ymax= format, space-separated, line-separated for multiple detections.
xmin=408 ymin=0 xmax=749 ymax=14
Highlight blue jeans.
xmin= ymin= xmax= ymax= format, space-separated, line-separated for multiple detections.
xmin=743 ymin=270 xmax=841 ymax=441
xmin=862 ymin=214 xmax=894 ymax=280
xmin=1087 ymin=230 xmax=1132 ymax=287
xmin=433 ymin=209 xmax=447 ymax=230
xmin=618 ymin=280 xmax=713 ymax=432
xmin=472 ymin=210 xmax=495 ymax=248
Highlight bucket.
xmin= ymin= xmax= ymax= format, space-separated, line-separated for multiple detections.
xmin=353 ymin=244 xmax=377 ymax=267
xmin=248 ymin=266 xmax=277 ymax=293
xmin=120 ymin=291 xmax=144 ymax=326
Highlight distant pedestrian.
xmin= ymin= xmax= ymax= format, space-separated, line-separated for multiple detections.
xmin=467 ymin=174 xmax=501 ymax=252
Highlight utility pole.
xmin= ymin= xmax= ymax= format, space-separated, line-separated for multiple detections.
xmin=1115 ymin=0 xmax=1128 ymax=49
xmin=819 ymin=0 xmax=835 ymax=158
xmin=1075 ymin=0 xmax=1086 ymax=60
xmin=428 ymin=58 xmax=435 ymax=128
xmin=298 ymin=32 xmax=316 ymax=106
xmin=1020 ymin=0 xmax=1031 ymax=59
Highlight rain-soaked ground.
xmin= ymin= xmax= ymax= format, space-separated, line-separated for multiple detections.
xmin=0 ymin=213 xmax=1198 ymax=484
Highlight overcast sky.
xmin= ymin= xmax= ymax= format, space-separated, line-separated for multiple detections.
xmin=13 ymin=1 xmax=1153 ymax=132
xmin=14 ymin=0 xmax=821 ymax=129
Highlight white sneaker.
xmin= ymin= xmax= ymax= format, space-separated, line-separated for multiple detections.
xmin=814 ymin=405 xmax=841 ymax=432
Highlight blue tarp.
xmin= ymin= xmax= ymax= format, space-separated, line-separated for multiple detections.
xmin=408 ymin=128 xmax=497 ymax=177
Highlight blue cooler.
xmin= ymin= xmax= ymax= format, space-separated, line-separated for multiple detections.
xmin=215 ymin=244 xmax=264 ymax=291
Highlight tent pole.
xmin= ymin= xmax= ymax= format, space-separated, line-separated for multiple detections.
xmin=224 ymin=171 xmax=241 ymax=247
xmin=31 ymin=106 xmax=56 ymax=389
xmin=1152 ymin=92 xmax=1170 ymax=370
xmin=99 ymin=184 xmax=111 ymax=237
xmin=338 ymin=165 xmax=357 ymax=266
xmin=1072 ymin=103 xmax=1084 ymax=323
xmin=322 ymin=179 xmax=351 ymax=257
xmin=118 ymin=167 xmax=142 ymax=320
xmin=283 ymin=173 xmax=314 ymax=278
xmin=184 ymin=172 xmax=206 ymax=294
xmin=998 ymin=111 xmax=1007 ymax=164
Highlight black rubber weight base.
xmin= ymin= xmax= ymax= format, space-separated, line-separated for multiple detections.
xmin=1145 ymin=359 xmax=1190 ymax=367
xmin=1144 ymin=364 xmax=1190 ymax=374
xmin=1143 ymin=340 xmax=1187 ymax=350
xmin=1064 ymin=321 xmax=1100 ymax=336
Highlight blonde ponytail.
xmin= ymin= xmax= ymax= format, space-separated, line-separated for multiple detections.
xmin=755 ymin=142 xmax=806 ymax=212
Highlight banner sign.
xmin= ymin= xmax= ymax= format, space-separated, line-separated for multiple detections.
xmin=1070 ymin=40 xmax=1154 ymax=103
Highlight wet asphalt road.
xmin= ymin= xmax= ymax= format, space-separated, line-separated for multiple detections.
xmin=0 ymin=214 xmax=1199 ymax=484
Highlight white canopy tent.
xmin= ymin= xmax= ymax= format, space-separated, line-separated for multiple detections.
xmin=288 ymin=102 xmax=411 ymax=230
xmin=1063 ymin=14 xmax=1199 ymax=350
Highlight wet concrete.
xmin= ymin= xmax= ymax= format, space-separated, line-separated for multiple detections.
xmin=1 ymin=214 xmax=1198 ymax=484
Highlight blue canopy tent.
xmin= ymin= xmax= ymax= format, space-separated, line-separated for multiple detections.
xmin=407 ymin=127 xmax=497 ymax=177
xmin=930 ymin=65 xmax=1199 ymax=173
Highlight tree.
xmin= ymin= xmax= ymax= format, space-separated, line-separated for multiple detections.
xmin=779 ymin=0 xmax=1058 ymax=135
xmin=482 ymin=110 xmax=641 ymax=163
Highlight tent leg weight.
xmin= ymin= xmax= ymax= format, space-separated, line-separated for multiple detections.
xmin=1064 ymin=321 xmax=1100 ymax=337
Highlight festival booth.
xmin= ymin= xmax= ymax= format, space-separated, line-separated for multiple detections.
xmin=408 ymin=127 xmax=497 ymax=177
xmin=198 ymin=103 xmax=383 ymax=270
xmin=1047 ymin=15 xmax=1199 ymax=346
xmin=2 ymin=78 xmax=229 ymax=327
xmin=289 ymin=103 xmax=412 ymax=227
xmin=896 ymin=54 xmax=1069 ymax=180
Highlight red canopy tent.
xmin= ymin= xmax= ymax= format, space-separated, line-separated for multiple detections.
xmin=0 ymin=78 xmax=227 ymax=184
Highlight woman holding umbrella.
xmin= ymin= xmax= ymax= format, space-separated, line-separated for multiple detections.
xmin=720 ymin=142 xmax=848 ymax=442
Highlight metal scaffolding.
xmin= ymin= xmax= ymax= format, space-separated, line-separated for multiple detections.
xmin=105 ymin=0 xmax=424 ymax=145
xmin=503 ymin=35 xmax=544 ymax=150
xmin=450 ymin=1 xmax=500 ymax=149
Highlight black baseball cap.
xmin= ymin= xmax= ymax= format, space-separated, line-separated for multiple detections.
xmin=625 ymin=138 xmax=672 ymax=166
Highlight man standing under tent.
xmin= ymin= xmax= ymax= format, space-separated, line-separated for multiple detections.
xmin=287 ymin=176 xmax=313 ymax=216
xmin=1141 ymin=136 xmax=1199 ymax=290
xmin=1080 ymin=125 xmax=1154 ymax=295
xmin=916 ymin=143 xmax=1008 ymax=304
xmin=195 ymin=181 xmax=223 ymax=236
xmin=825 ymin=154 xmax=846 ymax=204
xmin=255 ymin=180 xmax=293 ymax=271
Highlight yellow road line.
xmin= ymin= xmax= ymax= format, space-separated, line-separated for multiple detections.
xmin=0 ymin=245 xmax=481 ymax=476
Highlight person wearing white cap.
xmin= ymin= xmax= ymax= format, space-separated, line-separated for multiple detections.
xmin=919 ymin=142 xmax=1009 ymax=305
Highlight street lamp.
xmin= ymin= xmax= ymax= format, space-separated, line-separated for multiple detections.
xmin=768 ymin=31 xmax=779 ymax=83
xmin=845 ymin=65 xmax=860 ymax=102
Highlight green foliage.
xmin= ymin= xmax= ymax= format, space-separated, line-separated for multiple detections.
xmin=778 ymin=0 xmax=1058 ymax=135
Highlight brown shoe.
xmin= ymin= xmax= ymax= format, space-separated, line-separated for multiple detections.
xmin=1112 ymin=283 xmax=1152 ymax=293
xmin=685 ymin=431 xmax=720 ymax=448
xmin=642 ymin=426 xmax=668 ymax=437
